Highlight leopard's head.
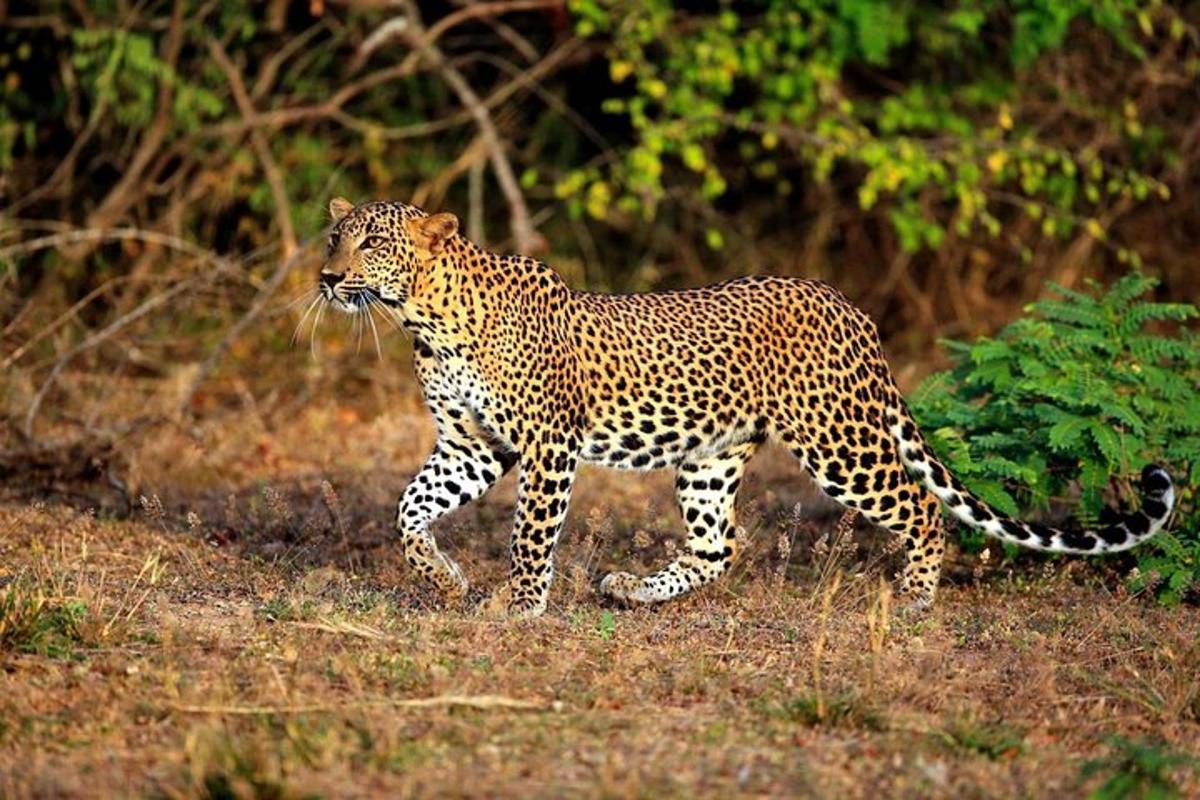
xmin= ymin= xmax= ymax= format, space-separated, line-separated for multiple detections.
xmin=319 ymin=197 xmax=459 ymax=315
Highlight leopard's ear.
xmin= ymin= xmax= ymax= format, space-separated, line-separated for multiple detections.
xmin=329 ymin=197 xmax=355 ymax=223
xmin=407 ymin=212 xmax=459 ymax=256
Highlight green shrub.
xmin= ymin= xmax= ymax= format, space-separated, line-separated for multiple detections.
xmin=1081 ymin=737 xmax=1199 ymax=800
xmin=566 ymin=0 xmax=1172 ymax=255
xmin=910 ymin=274 xmax=1199 ymax=604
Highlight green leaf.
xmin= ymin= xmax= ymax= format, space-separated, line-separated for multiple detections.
xmin=1048 ymin=415 xmax=1090 ymax=451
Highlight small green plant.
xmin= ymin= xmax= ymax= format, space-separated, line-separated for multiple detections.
xmin=256 ymin=597 xmax=296 ymax=622
xmin=912 ymin=274 xmax=1199 ymax=604
xmin=0 ymin=580 xmax=89 ymax=660
xmin=932 ymin=720 xmax=1027 ymax=761
xmin=767 ymin=690 xmax=885 ymax=731
xmin=596 ymin=610 xmax=616 ymax=640
xmin=1081 ymin=737 xmax=1199 ymax=800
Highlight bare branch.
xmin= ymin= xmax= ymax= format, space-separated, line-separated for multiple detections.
xmin=169 ymin=693 xmax=550 ymax=715
xmin=180 ymin=241 xmax=320 ymax=416
xmin=398 ymin=0 xmax=543 ymax=252
xmin=177 ymin=38 xmax=582 ymax=148
xmin=209 ymin=39 xmax=298 ymax=259
xmin=350 ymin=0 xmax=560 ymax=74
xmin=80 ymin=0 xmax=187 ymax=238
xmin=23 ymin=279 xmax=198 ymax=438
xmin=251 ymin=20 xmax=331 ymax=102
xmin=0 ymin=226 xmax=238 ymax=267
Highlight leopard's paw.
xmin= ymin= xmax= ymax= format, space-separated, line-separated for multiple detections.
xmin=895 ymin=583 xmax=935 ymax=618
xmin=506 ymin=595 xmax=547 ymax=620
xmin=598 ymin=571 xmax=645 ymax=604
xmin=475 ymin=583 xmax=547 ymax=620
xmin=434 ymin=556 xmax=469 ymax=601
xmin=476 ymin=581 xmax=512 ymax=619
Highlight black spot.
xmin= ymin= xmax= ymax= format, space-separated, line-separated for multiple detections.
xmin=1142 ymin=499 xmax=1167 ymax=519
xmin=1141 ymin=465 xmax=1170 ymax=495
xmin=1001 ymin=520 xmax=1029 ymax=540
xmin=1097 ymin=524 xmax=1127 ymax=545
xmin=1059 ymin=530 xmax=1096 ymax=550
xmin=1027 ymin=522 xmax=1055 ymax=546
xmin=964 ymin=496 xmax=993 ymax=521
xmin=1125 ymin=512 xmax=1151 ymax=536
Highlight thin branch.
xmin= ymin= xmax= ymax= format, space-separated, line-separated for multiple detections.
xmin=0 ymin=275 xmax=129 ymax=370
xmin=412 ymin=134 xmax=487 ymax=209
xmin=398 ymin=0 xmax=542 ymax=252
xmin=0 ymin=14 xmax=71 ymax=37
xmin=251 ymin=20 xmax=330 ymax=102
xmin=468 ymin=152 xmax=486 ymax=243
xmin=350 ymin=0 xmax=560 ymax=74
xmin=209 ymin=39 xmax=298 ymax=259
xmin=0 ymin=226 xmax=238 ymax=267
xmin=23 ymin=279 xmax=197 ymax=437
xmin=180 ymin=240 xmax=320 ymax=416
xmin=467 ymin=49 xmax=608 ymax=152
xmin=2 ymin=225 xmax=239 ymax=436
xmin=80 ymin=0 xmax=187 ymax=238
xmin=179 ymin=38 xmax=582 ymax=147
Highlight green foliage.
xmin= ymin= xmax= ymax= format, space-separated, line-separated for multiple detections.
xmin=0 ymin=580 xmax=89 ymax=660
xmin=932 ymin=720 xmax=1027 ymax=761
xmin=70 ymin=28 xmax=224 ymax=131
xmin=566 ymin=0 xmax=1174 ymax=252
xmin=1081 ymin=737 xmax=1199 ymax=800
xmin=596 ymin=610 xmax=616 ymax=640
xmin=911 ymin=275 xmax=1200 ymax=604
xmin=764 ymin=690 xmax=885 ymax=730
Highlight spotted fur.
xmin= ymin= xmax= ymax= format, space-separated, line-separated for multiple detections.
xmin=318 ymin=197 xmax=1175 ymax=617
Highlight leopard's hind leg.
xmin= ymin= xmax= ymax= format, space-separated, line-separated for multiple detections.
xmin=777 ymin=422 xmax=945 ymax=609
xmin=600 ymin=440 xmax=758 ymax=604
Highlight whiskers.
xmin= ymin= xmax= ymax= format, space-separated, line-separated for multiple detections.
xmin=291 ymin=289 xmax=323 ymax=351
xmin=289 ymin=283 xmax=408 ymax=361
xmin=357 ymin=288 xmax=412 ymax=360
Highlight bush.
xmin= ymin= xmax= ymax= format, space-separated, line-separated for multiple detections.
xmin=565 ymin=0 xmax=1175 ymax=255
xmin=911 ymin=274 xmax=1199 ymax=604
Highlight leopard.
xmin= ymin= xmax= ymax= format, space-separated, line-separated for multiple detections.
xmin=316 ymin=196 xmax=1175 ymax=619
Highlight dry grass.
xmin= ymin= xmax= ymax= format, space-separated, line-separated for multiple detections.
xmin=1 ymin=405 xmax=1197 ymax=798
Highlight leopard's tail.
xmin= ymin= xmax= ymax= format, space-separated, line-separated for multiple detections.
xmin=885 ymin=390 xmax=1174 ymax=554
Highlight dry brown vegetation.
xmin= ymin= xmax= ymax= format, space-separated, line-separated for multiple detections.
xmin=2 ymin=396 xmax=1197 ymax=798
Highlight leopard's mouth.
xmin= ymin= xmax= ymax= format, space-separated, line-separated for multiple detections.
xmin=322 ymin=285 xmax=403 ymax=314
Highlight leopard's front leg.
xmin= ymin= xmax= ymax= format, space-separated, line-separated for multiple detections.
xmin=398 ymin=441 xmax=516 ymax=598
xmin=491 ymin=443 xmax=578 ymax=619
xmin=398 ymin=341 xmax=516 ymax=600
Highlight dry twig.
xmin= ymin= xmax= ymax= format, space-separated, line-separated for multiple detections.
xmin=169 ymin=694 xmax=551 ymax=715
xmin=209 ymin=39 xmax=298 ymax=259
xmin=397 ymin=0 xmax=543 ymax=253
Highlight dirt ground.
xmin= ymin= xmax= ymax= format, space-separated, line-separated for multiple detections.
xmin=1 ymin=403 xmax=1197 ymax=798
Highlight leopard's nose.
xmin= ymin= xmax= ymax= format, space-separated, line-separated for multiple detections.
xmin=320 ymin=271 xmax=345 ymax=289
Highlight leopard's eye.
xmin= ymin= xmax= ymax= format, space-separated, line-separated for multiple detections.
xmin=326 ymin=234 xmax=340 ymax=255
xmin=361 ymin=235 xmax=387 ymax=250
